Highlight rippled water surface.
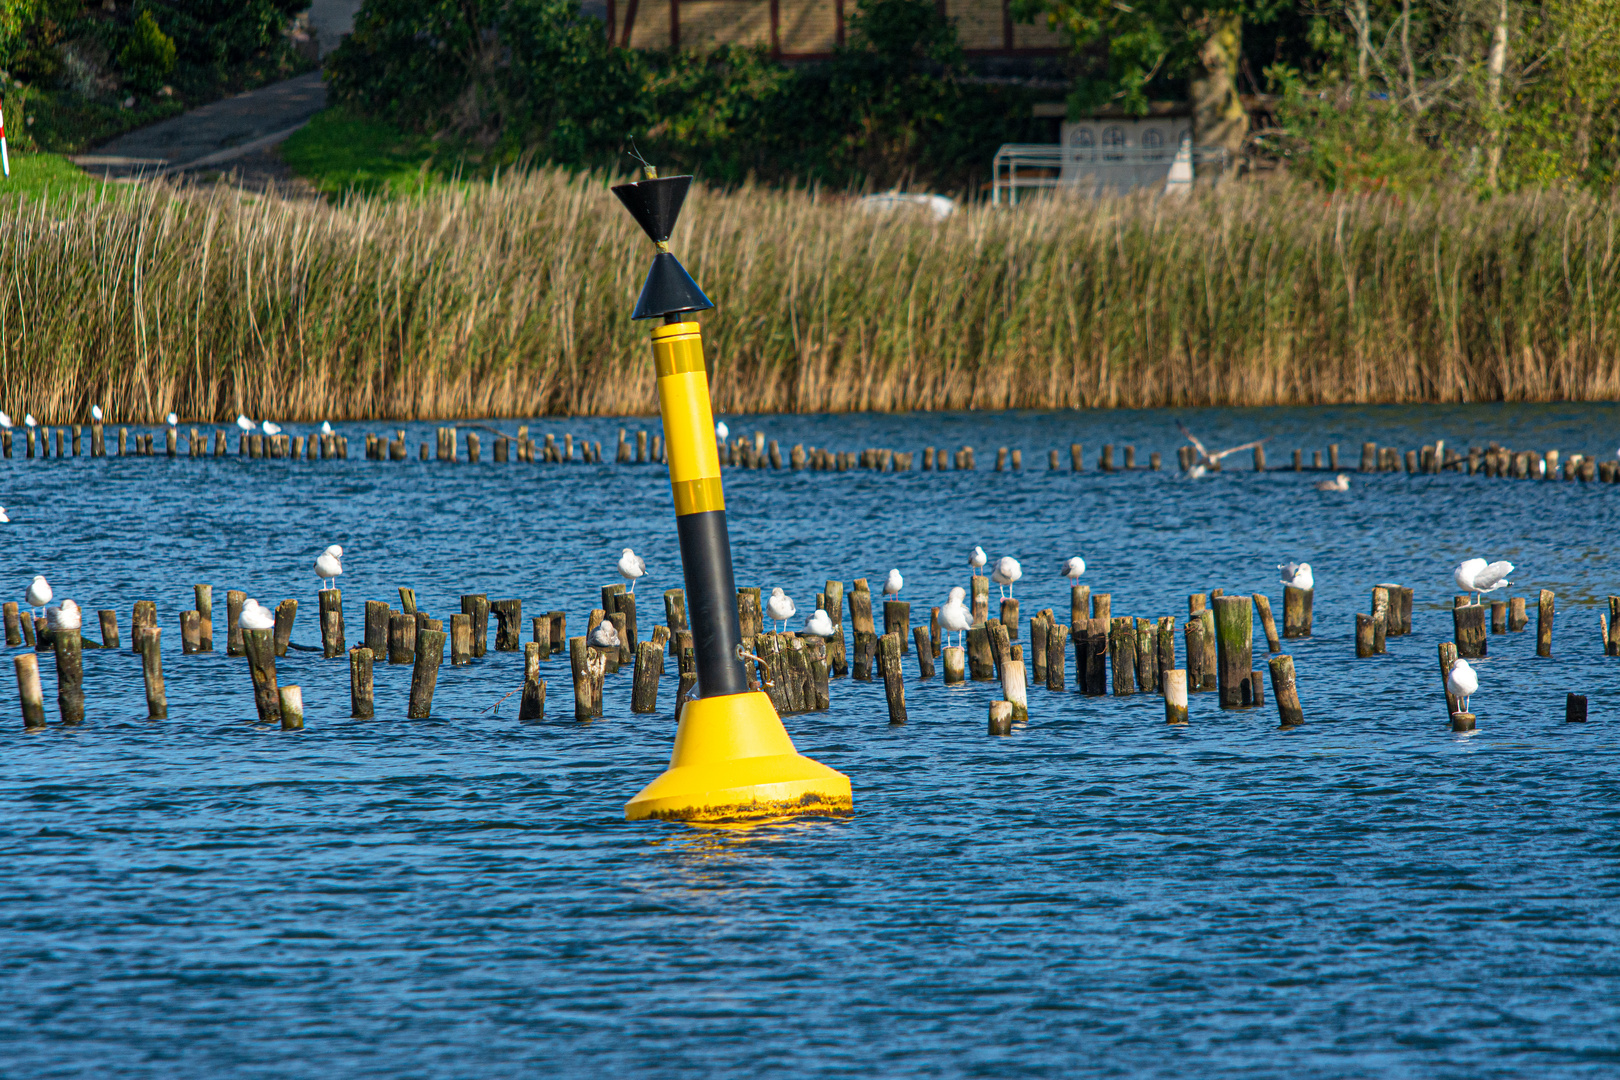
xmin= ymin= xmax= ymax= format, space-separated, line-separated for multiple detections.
xmin=4 ymin=404 xmax=1620 ymax=1078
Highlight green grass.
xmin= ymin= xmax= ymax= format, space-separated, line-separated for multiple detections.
xmin=0 ymin=152 xmax=102 ymax=199
xmin=279 ymin=109 xmax=453 ymax=198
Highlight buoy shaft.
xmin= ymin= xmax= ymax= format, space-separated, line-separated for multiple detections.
xmin=652 ymin=320 xmax=747 ymax=699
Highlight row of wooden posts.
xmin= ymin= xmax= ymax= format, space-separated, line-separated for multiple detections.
xmin=0 ymin=423 xmax=354 ymax=460
xmin=1209 ymin=440 xmax=1618 ymax=481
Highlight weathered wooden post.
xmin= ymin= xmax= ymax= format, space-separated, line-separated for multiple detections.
xmin=1253 ymin=594 xmax=1281 ymax=653
xmin=1163 ymin=669 xmax=1188 ymax=724
xmin=407 ymin=628 xmax=445 ymax=718
xmin=350 ymin=647 xmax=374 ymax=717
xmin=1212 ymin=595 xmax=1253 ymax=708
xmin=319 ymin=589 xmax=344 ymax=658
xmin=15 ymin=653 xmax=46 ymax=730
xmin=520 ymin=643 xmax=547 ymax=720
xmin=138 ymin=627 xmax=167 ymax=719
xmin=879 ymin=632 xmax=906 ymax=724
xmin=1268 ymin=655 xmax=1303 ymax=727
xmin=1283 ymin=585 xmax=1312 ymax=637
xmin=242 ymin=627 xmax=279 ymax=724
xmin=55 ymin=627 xmax=84 ymax=724
xmin=1537 ymin=589 xmax=1555 ymax=657
xmin=1453 ymin=604 xmax=1487 ymax=658
xmin=195 ymin=584 xmax=214 ymax=651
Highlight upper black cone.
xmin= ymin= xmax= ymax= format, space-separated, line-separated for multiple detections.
xmin=611 ymin=175 xmax=692 ymax=245
xmin=631 ymin=252 xmax=714 ymax=321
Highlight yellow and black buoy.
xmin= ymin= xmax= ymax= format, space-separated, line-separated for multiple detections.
xmin=612 ymin=167 xmax=852 ymax=823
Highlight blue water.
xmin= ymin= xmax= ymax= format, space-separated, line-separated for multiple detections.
xmin=4 ymin=404 xmax=1620 ymax=1078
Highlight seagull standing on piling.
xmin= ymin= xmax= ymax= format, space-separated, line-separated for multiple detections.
xmin=940 ymin=587 xmax=972 ymax=648
xmin=238 ymin=599 xmax=275 ymax=630
xmin=1446 ymin=657 xmax=1478 ymax=714
xmin=262 ymin=421 xmax=282 ymax=437
xmin=24 ymin=413 xmax=36 ymax=430
xmin=805 ymin=608 xmax=835 ymax=638
xmin=165 ymin=412 xmax=178 ymax=428
xmin=617 ymin=548 xmax=647 ymax=593
xmin=1454 ymin=558 xmax=1512 ymax=605
xmin=1062 ymin=556 xmax=1086 ymax=583
xmin=969 ymin=546 xmax=987 ymax=576
xmin=236 ymin=414 xmax=256 ymax=432
xmin=766 ymin=587 xmax=796 ymax=632
xmin=25 ymin=574 xmax=51 ymax=618
xmin=883 ymin=569 xmax=903 ymax=601
xmin=0 ymin=411 xmax=11 ymax=427
xmin=991 ymin=556 xmax=1022 ymax=599
xmin=321 ymin=421 xmax=333 ymax=435
xmin=1279 ymin=562 xmax=1314 ymax=590
xmin=715 ymin=420 xmax=729 ymax=442
xmin=315 ymin=545 xmax=343 ymax=590
xmin=90 ymin=405 xmax=102 ymax=422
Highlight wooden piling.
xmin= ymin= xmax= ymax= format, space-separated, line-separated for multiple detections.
xmin=408 ymin=629 xmax=445 ymax=719
xmin=1002 ymin=646 xmax=1028 ymax=722
xmin=242 ymin=627 xmax=278 ymax=723
xmin=491 ymin=599 xmax=522 ymax=651
xmin=1109 ymin=617 xmax=1137 ymax=695
xmin=226 ymin=590 xmax=246 ymax=655
xmin=458 ymin=594 xmax=489 ymax=657
xmin=852 ymin=629 xmax=877 ymax=681
xmin=884 ymin=600 xmax=911 ymax=651
xmin=966 ymin=625 xmax=995 ymax=680
xmin=913 ymin=627 xmax=935 ymax=677
xmin=1438 ymin=641 xmax=1461 ymax=717
xmin=988 ymin=700 xmax=1013 ymax=735
xmin=663 ymin=588 xmax=689 ymax=637
xmin=137 ymin=627 xmax=167 ymax=719
xmin=273 ymin=599 xmax=298 ymax=657
xmin=55 ymin=629 xmax=84 ymax=724
xmin=1451 ymin=711 xmax=1476 ymax=732
xmin=317 ymin=589 xmax=344 ymax=658
xmin=1491 ymin=599 xmax=1507 ymax=636
xmin=1197 ymin=608 xmax=1217 ymax=689
xmin=1356 ymin=614 xmax=1375 ymax=657
xmin=879 ymin=633 xmax=906 ymax=723
xmin=279 ymin=685 xmax=305 ymax=730
xmin=823 ymin=580 xmax=847 ymax=675
xmin=1509 ymin=596 xmax=1528 ymax=632
xmin=1253 ymin=593 xmax=1280 ymax=653
xmin=16 ymin=653 xmax=46 ymax=730
xmin=1212 ymin=596 xmax=1253 ymax=708
xmin=388 ymin=613 xmax=415 ymax=664
xmin=180 ymin=610 xmax=201 ymax=654
xmin=1163 ymin=669 xmax=1188 ymax=724
xmin=1030 ymin=613 xmax=1049 ymax=682
xmin=1537 ymin=589 xmax=1555 ymax=656
xmin=1282 ymin=585 xmax=1312 ymax=638
xmin=449 ymin=613 xmax=472 ymax=665
xmin=631 ymin=640 xmax=664 ymax=713
xmin=1565 ymin=692 xmax=1588 ymax=723
xmin=969 ymin=577 xmax=989 ymax=625
xmin=1269 ymin=655 xmax=1303 ymax=727
xmin=131 ymin=600 xmax=156 ymax=652
xmin=189 ymin=584 xmax=213 ymax=652
xmin=3 ymin=601 xmax=20 ymax=646
xmin=998 ymin=597 xmax=1018 ymax=642
xmin=1134 ymin=618 xmax=1157 ymax=693
xmin=1246 ymin=670 xmax=1265 ymax=707
xmin=529 ymin=614 xmax=551 ymax=659
xmin=1156 ymin=617 xmax=1176 ymax=688
xmin=364 ymin=600 xmax=390 ymax=657
xmin=1371 ymin=587 xmax=1389 ymax=653
xmin=1084 ymin=618 xmax=1108 ymax=694
xmin=1453 ymin=604 xmax=1487 ymax=658
xmin=1092 ymin=592 xmax=1112 ymax=623
xmin=943 ymin=644 xmax=966 ymax=684
xmin=349 ymin=647 xmax=374 ymax=717
xmin=1046 ymin=622 xmax=1070 ymax=692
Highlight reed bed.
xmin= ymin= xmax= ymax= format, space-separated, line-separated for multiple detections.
xmin=1 ymin=171 xmax=1616 ymax=422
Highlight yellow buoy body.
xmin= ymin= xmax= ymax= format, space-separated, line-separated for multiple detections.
xmin=625 ymin=691 xmax=852 ymax=821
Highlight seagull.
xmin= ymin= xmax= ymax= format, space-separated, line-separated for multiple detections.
xmin=805 ymin=608 xmax=835 ymax=638
xmin=1177 ymin=421 xmax=1270 ymax=478
xmin=24 ymin=413 xmax=36 ymax=428
xmin=1454 ymin=558 xmax=1512 ymax=605
xmin=165 ymin=412 xmax=178 ymax=428
xmin=90 ymin=405 xmax=102 ymax=421
xmin=1279 ymin=561 xmax=1314 ymax=590
xmin=715 ymin=420 xmax=729 ymax=442
xmin=617 ymin=548 xmax=647 ymax=593
xmin=991 ymin=556 xmax=1022 ymax=599
xmin=1062 ymin=556 xmax=1086 ymax=582
xmin=969 ymin=546 xmax=987 ymax=575
xmin=315 ymin=544 xmax=343 ymax=590
xmin=320 ymin=421 xmax=333 ymax=435
xmin=766 ymin=587 xmax=796 ymax=632
xmin=1315 ymin=473 xmax=1351 ymax=491
xmin=0 ymin=506 xmax=8 ymax=523
xmin=45 ymin=600 xmax=81 ymax=631
xmin=883 ymin=568 xmax=903 ymax=600
xmin=1446 ymin=657 xmax=1478 ymax=714
xmin=235 ymin=414 xmax=256 ymax=431
xmin=25 ymin=574 xmax=51 ymax=617
xmin=262 ymin=421 xmax=282 ymax=436
xmin=588 ymin=619 xmax=620 ymax=650
xmin=0 ymin=411 xmax=11 ymax=427
xmin=940 ymin=586 xmax=973 ymax=648
xmin=238 ymin=599 xmax=275 ymax=630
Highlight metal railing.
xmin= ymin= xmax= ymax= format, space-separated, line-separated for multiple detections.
xmin=990 ymin=143 xmax=1229 ymax=205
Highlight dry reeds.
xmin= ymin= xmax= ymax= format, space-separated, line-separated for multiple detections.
xmin=2 ymin=172 xmax=1617 ymax=422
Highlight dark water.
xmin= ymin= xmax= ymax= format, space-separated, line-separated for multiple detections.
xmin=4 ymin=404 xmax=1620 ymax=1078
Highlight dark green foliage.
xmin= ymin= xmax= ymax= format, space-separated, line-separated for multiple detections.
xmin=327 ymin=0 xmax=1045 ymax=193
xmin=117 ymin=10 xmax=176 ymax=93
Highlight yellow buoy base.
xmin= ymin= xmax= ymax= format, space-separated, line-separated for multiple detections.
xmin=625 ymin=691 xmax=852 ymax=822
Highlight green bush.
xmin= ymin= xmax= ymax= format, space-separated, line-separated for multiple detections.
xmin=117 ymin=10 xmax=176 ymax=92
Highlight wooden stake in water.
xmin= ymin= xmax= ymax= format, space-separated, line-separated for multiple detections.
xmin=1566 ymin=693 xmax=1588 ymax=723
xmin=1283 ymin=586 xmax=1312 ymax=637
xmin=273 ymin=599 xmax=298 ymax=658
xmin=1213 ymin=596 xmax=1254 ymax=708
xmin=1002 ymin=645 xmax=1028 ymax=723
xmin=1438 ymin=642 xmax=1460 ymax=717
xmin=879 ymin=633 xmax=906 ymax=723
xmin=884 ymin=600 xmax=912 ymax=652
xmin=242 ymin=627 xmax=279 ymax=724
xmin=988 ymin=700 xmax=1013 ymax=736
xmin=1356 ymin=614 xmax=1375 ymax=658
xmin=1453 ymin=604 xmax=1487 ymax=658
xmin=461 ymin=594 xmax=490 ymax=657
xmin=1164 ymin=669 xmax=1188 ymax=724
xmin=570 ymin=637 xmax=594 ymax=720
xmin=180 ymin=610 xmax=201 ymax=653
xmin=55 ymin=628 xmax=84 ymax=724
xmin=631 ymin=640 xmax=663 ymax=713
xmin=1109 ymin=617 xmax=1137 ymax=696
xmin=389 ymin=613 xmax=415 ymax=664
xmin=913 ymin=627 xmax=935 ymax=677
xmin=16 ymin=653 xmax=46 ymax=730
xmin=139 ymin=627 xmax=167 ymax=719
xmin=1537 ymin=589 xmax=1555 ymax=657
xmin=2 ymin=601 xmax=19 ymax=646
xmin=943 ymin=644 xmax=966 ymax=685
xmin=319 ymin=589 xmax=344 ymax=658
xmin=520 ymin=643 xmax=546 ymax=720
xmin=226 ymin=591 xmax=246 ymax=656
xmin=1268 ymin=655 xmax=1303 ymax=727
xmin=366 ymin=600 xmax=390 ymax=656
xmin=1253 ymin=593 xmax=1281 ymax=653
xmin=969 ymin=577 xmax=989 ymax=626
xmin=1508 ymin=596 xmax=1528 ymax=632
xmin=195 ymin=584 xmax=213 ymax=651
xmin=451 ymin=613 xmax=472 ymax=665
xmin=492 ymin=599 xmax=523 ymax=651
xmin=279 ymin=686 xmax=305 ymax=730
xmin=350 ymin=647 xmax=374 ymax=718
xmin=99 ymin=609 xmax=119 ymax=649
xmin=966 ymin=626 xmax=995 ymax=680
xmin=408 ymin=629 xmax=445 ymax=718
xmin=1371 ymin=586 xmax=1390 ymax=654
xmin=131 ymin=600 xmax=155 ymax=653
xmin=1046 ymin=623 xmax=1070 ymax=691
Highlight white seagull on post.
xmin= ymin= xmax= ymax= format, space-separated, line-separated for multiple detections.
xmin=315 ymin=545 xmax=343 ymax=590
xmin=1279 ymin=561 xmax=1314 ymax=591
xmin=969 ymin=546 xmax=987 ymax=576
xmin=238 ymin=599 xmax=276 ymax=630
xmin=1062 ymin=556 xmax=1086 ymax=582
xmin=805 ymin=608 xmax=835 ymax=638
xmin=883 ymin=568 xmax=903 ymax=600
xmin=940 ymin=586 xmax=973 ymax=648
xmin=25 ymin=574 xmax=51 ymax=618
xmin=1446 ymin=657 xmax=1478 ymax=714
xmin=1453 ymin=558 xmax=1512 ymax=605
xmin=617 ymin=548 xmax=647 ymax=593
xmin=766 ymin=587 xmax=796 ymax=632
xmin=991 ymin=556 xmax=1022 ymax=599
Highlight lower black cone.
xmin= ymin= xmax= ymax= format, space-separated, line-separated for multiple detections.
xmin=632 ymin=252 xmax=715 ymax=321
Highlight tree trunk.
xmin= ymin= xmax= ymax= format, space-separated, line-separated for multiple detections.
xmin=1485 ymin=0 xmax=1509 ymax=190
xmin=1192 ymin=12 xmax=1247 ymax=173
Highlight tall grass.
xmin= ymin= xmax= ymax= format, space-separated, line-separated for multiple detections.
xmin=2 ymin=171 xmax=1617 ymax=422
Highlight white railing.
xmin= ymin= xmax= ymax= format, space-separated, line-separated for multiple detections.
xmin=990 ymin=143 xmax=1229 ymax=205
